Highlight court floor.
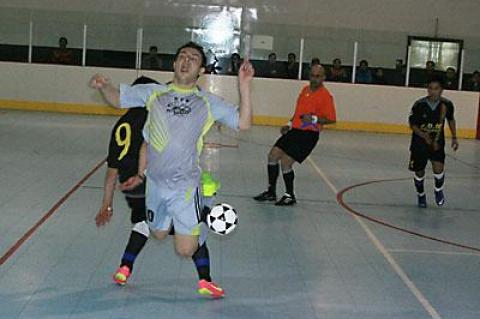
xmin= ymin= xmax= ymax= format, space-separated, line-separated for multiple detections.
xmin=0 ymin=110 xmax=479 ymax=319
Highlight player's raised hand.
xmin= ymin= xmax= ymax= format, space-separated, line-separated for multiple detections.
xmin=238 ymin=59 xmax=255 ymax=84
xmin=89 ymin=74 xmax=110 ymax=89
xmin=95 ymin=205 xmax=113 ymax=227
xmin=451 ymin=138 xmax=459 ymax=151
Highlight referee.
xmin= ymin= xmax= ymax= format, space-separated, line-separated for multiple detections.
xmin=254 ymin=64 xmax=336 ymax=205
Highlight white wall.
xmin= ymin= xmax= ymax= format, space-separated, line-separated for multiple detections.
xmin=0 ymin=62 xmax=477 ymax=137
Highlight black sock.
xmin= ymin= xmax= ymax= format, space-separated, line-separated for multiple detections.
xmin=192 ymin=243 xmax=211 ymax=282
xmin=267 ymin=163 xmax=279 ymax=194
xmin=120 ymin=222 xmax=149 ymax=271
xmin=283 ymin=169 xmax=295 ymax=197
xmin=434 ymin=172 xmax=445 ymax=192
xmin=414 ymin=173 xmax=425 ymax=195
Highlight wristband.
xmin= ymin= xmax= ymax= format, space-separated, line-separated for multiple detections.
xmin=137 ymin=174 xmax=145 ymax=181
xmin=312 ymin=115 xmax=318 ymax=124
xmin=287 ymin=121 xmax=292 ymax=128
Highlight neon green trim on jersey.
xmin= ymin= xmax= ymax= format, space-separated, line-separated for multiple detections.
xmin=167 ymin=83 xmax=199 ymax=94
xmin=195 ymin=93 xmax=215 ymax=156
xmin=145 ymin=91 xmax=170 ymax=153
xmin=185 ymin=186 xmax=193 ymax=202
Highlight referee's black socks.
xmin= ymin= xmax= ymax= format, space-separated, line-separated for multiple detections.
xmin=283 ymin=169 xmax=295 ymax=197
xmin=267 ymin=162 xmax=280 ymax=194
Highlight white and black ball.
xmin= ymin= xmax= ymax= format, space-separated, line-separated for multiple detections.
xmin=207 ymin=203 xmax=238 ymax=235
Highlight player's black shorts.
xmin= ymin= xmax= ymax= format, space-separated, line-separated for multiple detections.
xmin=125 ymin=196 xmax=146 ymax=224
xmin=274 ymin=128 xmax=319 ymax=163
xmin=408 ymin=147 xmax=445 ymax=172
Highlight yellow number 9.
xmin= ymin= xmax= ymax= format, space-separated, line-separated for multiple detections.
xmin=115 ymin=123 xmax=131 ymax=161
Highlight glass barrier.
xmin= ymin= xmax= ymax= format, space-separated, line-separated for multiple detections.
xmin=32 ymin=19 xmax=83 ymax=66
xmin=0 ymin=9 xmax=30 ymax=63
xmin=462 ymin=48 xmax=480 ymax=92
xmin=355 ymin=35 xmax=406 ymax=86
xmin=0 ymin=10 xmax=478 ymax=92
xmin=303 ymin=34 xmax=355 ymax=82
xmin=86 ymin=14 xmax=137 ymax=69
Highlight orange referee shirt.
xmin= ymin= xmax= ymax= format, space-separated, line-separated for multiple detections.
xmin=291 ymin=85 xmax=336 ymax=132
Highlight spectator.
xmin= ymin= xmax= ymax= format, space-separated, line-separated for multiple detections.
xmin=265 ymin=52 xmax=280 ymax=78
xmin=374 ymin=68 xmax=386 ymax=85
xmin=423 ymin=60 xmax=436 ymax=86
xmin=465 ymin=70 xmax=480 ymax=91
xmin=355 ymin=60 xmax=373 ymax=84
xmin=227 ymin=53 xmax=242 ymax=75
xmin=286 ymin=52 xmax=299 ymax=79
xmin=444 ymin=67 xmax=458 ymax=90
xmin=142 ymin=46 xmax=163 ymax=70
xmin=328 ymin=58 xmax=348 ymax=82
xmin=311 ymin=57 xmax=321 ymax=66
xmin=51 ymin=36 xmax=74 ymax=65
xmin=390 ymin=59 xmax=405 ymax=86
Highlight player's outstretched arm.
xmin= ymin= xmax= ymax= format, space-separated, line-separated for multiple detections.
xmin=95 ymin=167 xmax=118 ymax=227
xmin=238 ymin=60 xmax=255 ymax=130
xmin=89 ymin=74 xmax=121 ymax=108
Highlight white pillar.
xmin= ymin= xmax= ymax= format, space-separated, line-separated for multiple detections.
xmin=136 ymin=28 xmax=143 ymax=69
xmin=82 ymin=24 xmax=87 ymax=67
xmin=298 ymin=38 xmax=304 ymax=80
xmin=28 ymin=20 xmax=33 ymax=63
xmin=351 ymin=41 xmax=358 ymax=83
xmin=405 ymin=46 xmax=412 ymax=87
xmin=458 ymin=49 xmax=465 ymax=90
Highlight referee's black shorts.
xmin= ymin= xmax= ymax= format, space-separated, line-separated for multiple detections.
xmin=274 ymin=128 xmax=319 ymax=163
xmin=408 ymin=147 xmax=445 ymax=172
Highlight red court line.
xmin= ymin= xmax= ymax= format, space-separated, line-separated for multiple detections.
xmin=0 ymin=159 xmax=106 ymax=266
xmin=336 ymin=178 xmax=480 ymax=253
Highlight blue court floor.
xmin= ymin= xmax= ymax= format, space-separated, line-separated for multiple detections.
xmin=0 ymin=110 xmax=479 ymax=319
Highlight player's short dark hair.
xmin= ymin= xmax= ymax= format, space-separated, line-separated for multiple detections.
xmin=288 ymin=52 xmax=296 ymax=59
xmin=311 ymin=57 xmax=320 ymax=66
xmin=174 ymin=42 xmax=207 ymax=67
xmin=427 ymin=76 xmax=444 ymax=88
xmin=132 ymin=76 xmax=159 ymax=86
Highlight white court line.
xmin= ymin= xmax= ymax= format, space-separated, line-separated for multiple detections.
xmin=388 ymin=248 xmax=480 ymax=256
xmin=307 ymin=157 xmax=443 ymax=319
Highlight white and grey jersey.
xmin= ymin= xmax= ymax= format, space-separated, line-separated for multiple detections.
xmin=120 ymin=83 xmax=239 ymax=188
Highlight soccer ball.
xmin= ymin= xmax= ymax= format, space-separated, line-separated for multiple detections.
xmin=207 ymin=203 xmax=238 ymax=235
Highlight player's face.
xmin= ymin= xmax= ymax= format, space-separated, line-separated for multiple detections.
xmin=310 ymin=65 xmax=325 ymax=88
xmin=173 ymin=48 xmax=205 ymax=86
xmin=427 ymin=82 xmax=443 ymax=99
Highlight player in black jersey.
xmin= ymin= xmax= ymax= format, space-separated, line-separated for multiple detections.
xmin=95 ymin=76 xmax=218 ymax=294
xmin=408 ymin=77 xmax=459 ymax=208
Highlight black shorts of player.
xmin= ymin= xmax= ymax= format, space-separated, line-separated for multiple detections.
xmin=274 ymin=128 xmax=319 ymax=163
xmin=124 ymin=196 xmax=146 ymax=224
xmin=408 ymin=147 xmax=446 ymax=172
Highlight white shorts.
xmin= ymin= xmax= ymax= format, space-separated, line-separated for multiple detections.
xmin=146 ymin=180 xmax=208 ymax=242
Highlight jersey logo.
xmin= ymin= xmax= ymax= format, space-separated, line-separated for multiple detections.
xmin=166 ymin=96 xmax=193 ymax=116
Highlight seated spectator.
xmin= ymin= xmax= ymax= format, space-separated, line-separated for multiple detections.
xmin=389 ymin=59 xmax=405 ymax=86
xmin=51 ymin=37 xmax=74 ymax=65
xmin=265 ymin=52 xmax=280 ymax=78
xmin=465 ymin=70 xmax=480 ymax=91
xmin=227 ymin=53 xmax=241 ymax=75
xmin=142 ymin=46 xmax=163 ymax=70
xmin=374 ymin=68 xmax=386 ymax=85
xmin=423 ymin=60 xmax=436 ymax=85
xmin=444 ymin=67 xmax=458 ymax=90
xmin=355 ymin=60 xmax=373 ymax=84
xmin=328 ymin=58 xmax=348 ymax=82
xmin=286 ymin=52 xmax=299 ymax=79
